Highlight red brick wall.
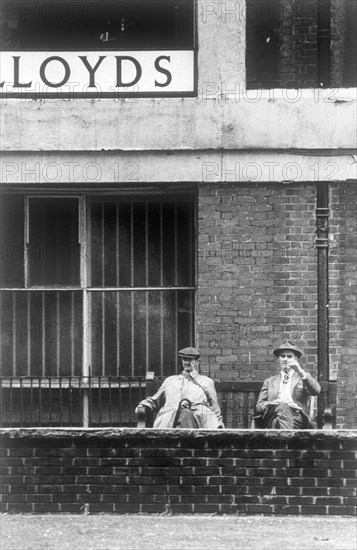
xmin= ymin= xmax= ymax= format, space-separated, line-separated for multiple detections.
xmin=1 ymin=429 xmax=356 ymax=515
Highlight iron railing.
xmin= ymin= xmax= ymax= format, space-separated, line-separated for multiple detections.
xmin=0 ymin=376 xmax=146 ymax=428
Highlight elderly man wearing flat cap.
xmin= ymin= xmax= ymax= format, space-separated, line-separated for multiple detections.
xmin=136 ymin=347 xmax=224 ymax=429
xmin=255 ymin=340 xmax=321 ymax=429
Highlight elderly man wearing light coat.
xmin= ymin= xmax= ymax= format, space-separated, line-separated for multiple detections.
xmin=136 ymin=347 xmax=224 ymax=429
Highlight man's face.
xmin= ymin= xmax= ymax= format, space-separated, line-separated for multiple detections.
xmin=278 ymin=351 xmax=297 ymax=373
xmin=182 ymin=358 xmax=198 ymax=373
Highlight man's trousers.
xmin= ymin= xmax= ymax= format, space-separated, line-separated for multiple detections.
xmin=263 ymin=402 xmax=308 ymax=429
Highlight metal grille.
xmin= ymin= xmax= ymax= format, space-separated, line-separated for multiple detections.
xmin=87 ymin=198 xmax=195 ymax=377
xmin=0 ymin=193 xmax=196 ymax=396
xmin=0 ymin=376 xmax=145 ymax=427
xmin=0 ymin=290 xmax=83 ymax=377
xmin=88 ymin=199 xmax=195 ymax=288
xmin=89 ymin=290 xmax=194 ymax=377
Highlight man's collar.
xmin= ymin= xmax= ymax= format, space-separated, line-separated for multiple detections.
xmin=181 ymin=369 xmax=199 ymax=379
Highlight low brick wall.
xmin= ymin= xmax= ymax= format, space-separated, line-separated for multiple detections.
xmin=1 ymin=429 xmax=356 ymax=515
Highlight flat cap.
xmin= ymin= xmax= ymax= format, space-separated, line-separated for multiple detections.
xmin=178 ymin=347 xmax=200 ymax=359
xmin=273 ymin=340 xmax=303 ymax=358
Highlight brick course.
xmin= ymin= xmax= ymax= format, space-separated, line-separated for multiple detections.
xmin=1 ymin=429 xmax=356 ymax=515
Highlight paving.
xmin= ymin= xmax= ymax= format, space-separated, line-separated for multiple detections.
xmin=0 ymin=514 xmax=356 ymax=550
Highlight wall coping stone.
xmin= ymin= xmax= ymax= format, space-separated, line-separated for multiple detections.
xmin=1 ymin=428 xmax=356 ymax=442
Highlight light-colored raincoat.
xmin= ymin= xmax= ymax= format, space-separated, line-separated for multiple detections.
xmin=138 ymin=370 xmax=224 ymax=429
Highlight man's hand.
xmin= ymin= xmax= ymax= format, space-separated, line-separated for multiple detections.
xmin=135 ymin=403 xmax=149 ymax=414
xmin=286 ymin=358 xmax=306 ymax=378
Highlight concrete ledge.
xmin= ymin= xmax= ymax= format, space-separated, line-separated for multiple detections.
xmin=1 ymin=427 xmax=356 ymax=441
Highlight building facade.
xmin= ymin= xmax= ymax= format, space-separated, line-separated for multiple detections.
xmin=1 ymin=0 xmax=356 ymax=429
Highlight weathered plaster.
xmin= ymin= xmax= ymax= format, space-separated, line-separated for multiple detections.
xmin=1 ymin=150 xmax=356 ymax=184
xmin=1 ymin=91 xmax=356 ymax=152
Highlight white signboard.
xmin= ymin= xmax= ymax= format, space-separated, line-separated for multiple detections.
xmin=0 ymin=50 xmax=195 ymax=96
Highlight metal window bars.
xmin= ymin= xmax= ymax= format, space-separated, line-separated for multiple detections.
xmin=0 ymin=376 xmax=146 ymax=428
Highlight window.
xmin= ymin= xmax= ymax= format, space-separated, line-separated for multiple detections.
xmin=246 ymin=0 xmax=357 ymax=89
xmin=0 ymin=0 xmax=196 ymax=96
xmin=1 ymin=0 xmax=194 ymax=51
xmin=0 ymin=191 xmax=196 ymax=425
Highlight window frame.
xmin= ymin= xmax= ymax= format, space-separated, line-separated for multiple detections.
xmin=0 ymin=188 xmax=197 ymax=383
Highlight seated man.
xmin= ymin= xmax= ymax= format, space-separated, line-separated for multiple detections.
xmin=255 ymin=340 xmax=321 ymax=429
xmin=136 ymin=347 xmax=224 ymax=429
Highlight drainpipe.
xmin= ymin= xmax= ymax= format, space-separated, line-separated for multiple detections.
xmin=316 ymin=182 xmax=330 ymax=428
xmin=317 ymin=0 xmax=331 ymax=87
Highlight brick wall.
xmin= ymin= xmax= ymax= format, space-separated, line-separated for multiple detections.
xmin=330 ymin=0 xmax=346 ymax=87
xmin=1 ymin=429 xmax=356 ymax=515
xmin=329 ymin=183 xmax=357 ymax=429
xmin=278 ymin=0 xmax=318 ymax=88
xmin=246 ymin=0 xmax=357 ymax=88
xmin=198 ymin=183 xmax=318 ymax=381
xmin=246 ymin=0 xmax=318 ymax=88
xmin=331 ymin=0 xmax=357 ymax=87
xmin=197 ymin=182 xmax=357 ymax=429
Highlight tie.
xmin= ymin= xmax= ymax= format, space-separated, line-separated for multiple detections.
xmin=283 ymin=373 xmax=290 ymax=385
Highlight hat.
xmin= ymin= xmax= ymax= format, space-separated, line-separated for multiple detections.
xmin=178 ymin=347 xmax=200 ymax=359
xmin=273 ymin=340 xmax=303 ymax=358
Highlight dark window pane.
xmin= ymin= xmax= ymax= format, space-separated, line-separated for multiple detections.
xmin=343 ymin=0 xmax=357 ymax=87
xmin=0 ymin=290 xmax=82 ymax=376
xmin=28 ymin=198 xmax=80 ymax=286
xmin=1 ymin=0 xmax=194 ymax=51
xmin=133 ymin=203 xmax=147 ymax=287
xmin=118 ymin=203 xmax=132 ymax=287
xmin=133 ymin=290 xmax=148 ymax=376
xmin=104 ymin=202 xmax=118 ymax=287
xmin=0 ymin=195 xmax=24 ymax=287
xmin=88 ymin=201 xmax=119 ymax=287
xmin=147 ymin=203 xmax=162 ymax=286
xmin=247 ymin=0 xmax=357 ymax=89
xmin=246 ymin=0 xmax=320 ymax=89
xmin=176 ymin=201 xmax=194 ymax=286
xmin=90 ymin=291 xmax=132 ymax=376
xmin=90 ymin=289 xmax=194 ymax=377
xmin=88 ymin=202 xmax=104 ymax=287
xmin=118 ymin=291 xmax=133 ymax=374
xmin=246 ymin=0 xmax=280 ymax=88
xmin=88 ymin=196 xmax=195 ymax=376
xmin=148 ymin=291 xmax=162 ymax=371
xmin=89 ymin=197 xmax=195 ymax=289
xmin=177 ymin=289 xmax=194 ymax=358
xmin=162 ymin=289 xmax=194 ymax=376
xmin=89 ymin=201 xmax=132 ymax=287
xmin=162 ymin=203 xmax=176 ymax=286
